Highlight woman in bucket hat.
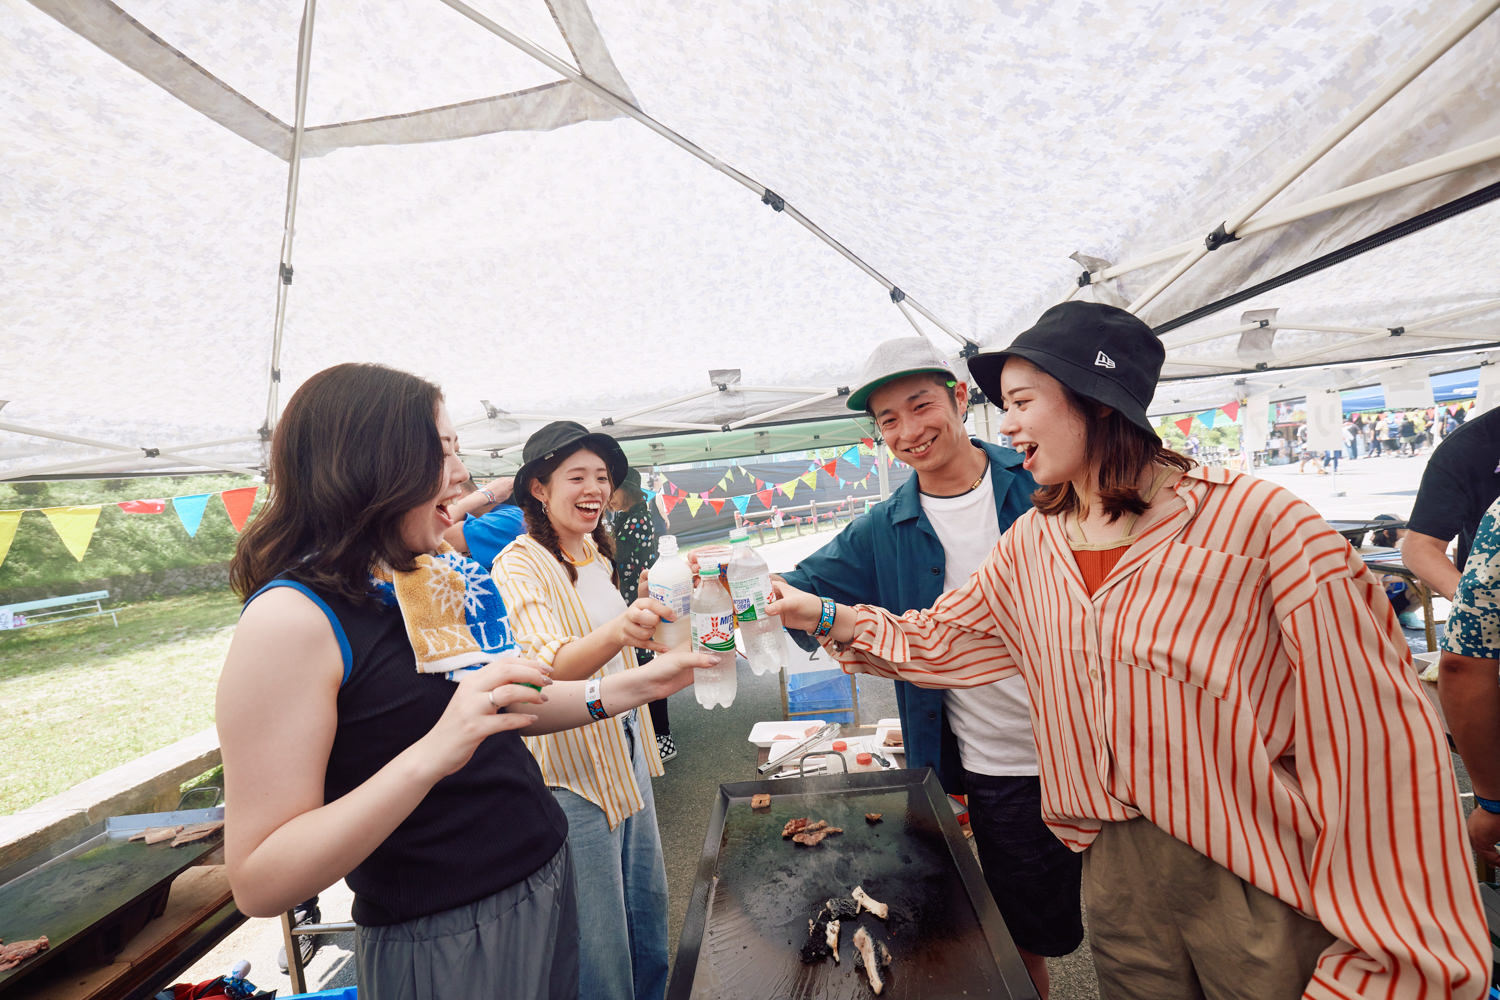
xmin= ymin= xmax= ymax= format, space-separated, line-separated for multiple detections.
xmin=492 ymin=421 xmax=699 ymax=1000
xmin=770 ymin=302 xmax=1486 ymax=998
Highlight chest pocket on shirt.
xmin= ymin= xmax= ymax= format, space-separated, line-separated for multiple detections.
xmin=1109 ymin=543 xmax=1268 ymax=700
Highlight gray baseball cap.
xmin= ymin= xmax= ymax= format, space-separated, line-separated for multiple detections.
xmin=846 ymin=337 xmax=955 ymax=412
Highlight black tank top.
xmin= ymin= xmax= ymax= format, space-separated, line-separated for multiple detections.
xmin=251 ymin=578 xmax=568 ymax=926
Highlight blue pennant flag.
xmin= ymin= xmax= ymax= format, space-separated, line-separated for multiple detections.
xmin=731 ymin=495 xmax=750 ymax=514
xmin=843 ymin=447 xmax=861 ymax=467
xmin=173 ymin=494 xmax=211 ymax=537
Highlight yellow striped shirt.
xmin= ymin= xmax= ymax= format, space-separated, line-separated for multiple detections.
xmin=493 ymin=533 xmax=661 ymax=829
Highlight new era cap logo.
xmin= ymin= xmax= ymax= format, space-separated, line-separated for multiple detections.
xmin=1094 ymin=351 xmax=1116 ymax=369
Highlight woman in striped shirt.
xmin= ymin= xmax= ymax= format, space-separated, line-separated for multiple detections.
xmin=493 ymin=420 xmax=695 ymax=1000
xmin=770 ymin=302 xmax=1486 ymax=999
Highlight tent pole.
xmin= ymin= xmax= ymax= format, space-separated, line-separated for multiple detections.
xmin=877 ymin=442 xmax=890 ymax=500
xmin=1091 ymin=134 xmax=1500 ymax=288
xmin=436 ymin=0 xmax=971 ymax=349
xmin=1404 ymin=299 xmax=1500 ymax=330
xmin=263 ymin=0 xmax=318 ymax=443
xmin=727 ymin=390 xmax=843 ymax=430
xmin=1125 ymin=0 xmax=1499 ymax=314
xmin=0 ymin=421 xmax=263 ymax=479
xmin=1163 ymin=321 xmax=1264 ymax=350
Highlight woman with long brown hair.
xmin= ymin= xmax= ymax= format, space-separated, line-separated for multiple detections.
xmin=770 ymin=302 xmax=1485 ymax=998
xmin=492 ymin=421 xmax=680 ymax=1000
xmin=217 ymin=366 xmax=708 ymax=999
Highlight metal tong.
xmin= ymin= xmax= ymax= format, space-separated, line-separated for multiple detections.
xmin=757 ymin=722 xmax=841 ymax=775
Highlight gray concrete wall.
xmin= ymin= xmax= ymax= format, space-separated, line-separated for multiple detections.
xmin=0 ymin=728 xmax=221 ymax=869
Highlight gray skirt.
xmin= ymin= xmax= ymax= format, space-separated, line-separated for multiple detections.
xmin=355 ymin=842 xmax=578 ymax=1000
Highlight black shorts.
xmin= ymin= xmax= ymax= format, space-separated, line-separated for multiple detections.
xmin=964 ymin=771 xmax=1084 ymax=957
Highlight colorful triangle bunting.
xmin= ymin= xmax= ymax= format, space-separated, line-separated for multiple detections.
xmin=117 ymin=499 xmax=166 ymax=514
xmin=173 ymin=494 xmax=212 ymax=538
xmin=0 ymin=510 xmax=20 ymax=568
xmin=220 ymin=486 xmax=259 ymax=532
xmin=42 ymin=505 xmax=102 ymax=561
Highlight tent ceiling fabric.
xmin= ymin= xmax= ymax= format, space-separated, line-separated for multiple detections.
xmin=3 ymin=0 xmax=1498 ymax=479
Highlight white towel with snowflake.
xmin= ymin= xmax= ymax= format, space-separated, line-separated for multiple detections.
xmin=370 ymin=542 xmax=517 ymax=675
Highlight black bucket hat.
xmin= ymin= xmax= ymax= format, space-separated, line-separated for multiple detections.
xmin=967 ymin=301 xmax=1164 ymax=436
xmin=515 ymin=421 xmax=629 ymax=504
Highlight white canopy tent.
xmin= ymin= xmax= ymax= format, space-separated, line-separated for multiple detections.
xmin=3 ymin=0 xmax=1498 ymax=479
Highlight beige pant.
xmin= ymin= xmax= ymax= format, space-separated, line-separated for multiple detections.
xmin=1083 ymin=818 xmax=1334 ymax=1000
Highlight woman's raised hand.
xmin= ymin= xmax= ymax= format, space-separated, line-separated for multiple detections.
xmin=417 ymin=657 xmax=552 ymax=780
xmin=639 ymin=647 xmax=721 ymax=699
xmin=765 ymin=576 xmax=824 ymax=633
xmin=615 ymin=597 xmax=672 ymax=653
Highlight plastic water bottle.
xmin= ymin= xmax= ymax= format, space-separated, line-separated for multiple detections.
xmin=690 ymin=564 xmax=737 ymax=708
xmin=647 ymin=535 xmax=693 ymax=651
xmin=727 ymin=528 xmax=784 ymax=676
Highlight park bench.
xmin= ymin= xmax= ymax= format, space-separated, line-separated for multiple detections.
xmin=0 ymin=590 xmax=118 ymax=630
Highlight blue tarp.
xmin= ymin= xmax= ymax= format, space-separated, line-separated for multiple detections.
xmin=1340 ymin=367 xmax=1479 ymax=413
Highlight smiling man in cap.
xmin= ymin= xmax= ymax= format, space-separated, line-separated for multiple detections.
xmin=778 ymin=336 xmax=1083 ymax=994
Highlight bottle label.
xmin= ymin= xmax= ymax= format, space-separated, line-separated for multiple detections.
xmin=729 ymin=574 xmax=770 ymax=624
xmin=649 ymin=579 xmax=692 ymax=617
xmin=691 ymin=611 xmax=737 ymax=653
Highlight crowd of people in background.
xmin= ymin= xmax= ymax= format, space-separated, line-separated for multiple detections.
xmin=1259 ymin=399 xmax=1474 ymax=471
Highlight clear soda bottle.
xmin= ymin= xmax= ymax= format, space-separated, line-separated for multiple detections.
xmin=646 ymin=535 xmax=692 ymax=650
xmin=726 ymin=528 xmax=784 ymax=676
xmin=690 ymin=563 xmax=737 ymax=708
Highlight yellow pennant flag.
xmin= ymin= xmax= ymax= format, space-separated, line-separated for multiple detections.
xmin=0 ymin=510 xmax=21 ymax=568
xmin=685 ymin=496 xmax=704 ymax=516
xmin=42 ymin=505 xmax=103 ymax=562
xmin=800 ymin=470 xmax=818 ymax=489
xmin=783 ymin=479 xmax=799 ymax=500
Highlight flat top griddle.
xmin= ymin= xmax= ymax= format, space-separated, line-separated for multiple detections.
xmin=0 ymin=806 xmax=225 ymax=993
xmin=671 ymin=769 xmax=1039 ymax=999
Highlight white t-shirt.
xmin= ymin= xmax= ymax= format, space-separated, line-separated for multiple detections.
xmin=574 ymin=549 xmax=630 ymax=680
xmin=919 ymin=473 xmax=1039 ymax=775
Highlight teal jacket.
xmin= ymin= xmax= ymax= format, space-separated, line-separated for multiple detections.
xmin=780 ymin=439 xmax=1036 ymax=792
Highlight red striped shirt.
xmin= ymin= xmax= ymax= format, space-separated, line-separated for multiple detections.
xmin=832 ymin=467 xmax=1486 ymax=999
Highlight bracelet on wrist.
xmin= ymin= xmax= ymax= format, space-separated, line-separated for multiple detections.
xmin=812 ymin=597 xmax=837 ymax=638
xmin=479 ymin=487 xmax=498 ymax=505
xmin=585 ymin=677 xmax=609 ymax=721
xmin=1474 ymin=793 xmax=1500 ymax=814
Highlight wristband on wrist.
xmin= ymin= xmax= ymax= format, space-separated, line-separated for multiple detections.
xmin=812 ymin=597 xmax=836 ymax=638
xmin=479 ymin=487 xmax=498 ymax=505
xmin=585 ymin=677 xmax=609 ymax=721
xmin=1474 ymin=793 xmax=1500 ymax=814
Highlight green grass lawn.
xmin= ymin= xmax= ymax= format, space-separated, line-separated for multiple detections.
xmin=0 ymin=589 xmax=242 ymax=815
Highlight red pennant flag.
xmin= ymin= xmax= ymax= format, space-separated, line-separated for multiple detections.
xmin=117 ymin=499 xmax=166 ymax=514
xmin=754 ymin=478 xmax=765 ymax=489
xmin=220 ymin=486 xmax=259 ymax=532
xmin=822 ymin=460 xmax=838 ymax=477
xmin=663 ymin=495 xmax=682 ymax=514
xmin=706 ymin=498 xmax=725 ymax=514
xmin=860 ymin=437 xmax=875 ymax=448
xmin=1221 ymin=400 xmax=1240 ymax=421
xmin=1175 ymin=416 xmax=1193 ymax=436
xmin=756 ymin=489 xmax=773 ymax=508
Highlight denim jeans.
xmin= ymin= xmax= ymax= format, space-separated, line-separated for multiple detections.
xmin=550 ymin=710 xmax=670 ymax=1000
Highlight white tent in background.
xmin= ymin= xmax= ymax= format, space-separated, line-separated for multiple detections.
xmin=2 ymin=0 xmax=1498 ymax=479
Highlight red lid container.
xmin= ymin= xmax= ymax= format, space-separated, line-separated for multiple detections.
xmin=831 ymin=740 xmax=847 ymax=752
xmin=855 ymin=752 xmax=873 ymax=766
